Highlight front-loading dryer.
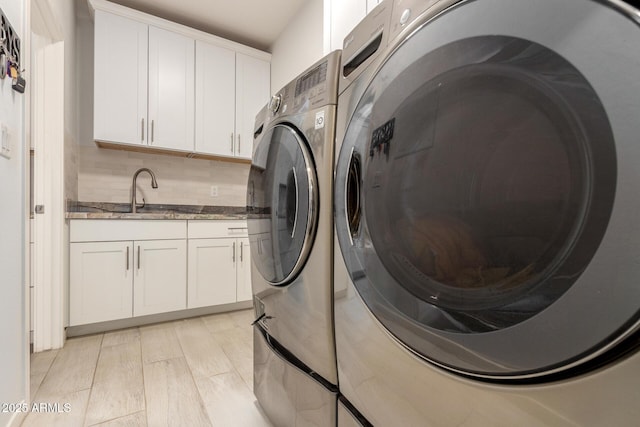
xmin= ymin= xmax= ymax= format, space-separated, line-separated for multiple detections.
xmin=248 ymin=50 xmax=341 ymax=426
xmin=334 ymin=0 xmax=640 ymax=424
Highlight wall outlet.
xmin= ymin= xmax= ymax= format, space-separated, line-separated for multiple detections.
xmin=0 ymin=123 xmax=10 ymax=159
xmin=210 ymin=185 xmax=218 ymax=197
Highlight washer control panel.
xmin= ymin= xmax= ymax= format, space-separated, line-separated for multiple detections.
xmin=293 ymin=60 xmax=328 ymax=110
xmin=269 ymin=51 xmax=341 ymax=119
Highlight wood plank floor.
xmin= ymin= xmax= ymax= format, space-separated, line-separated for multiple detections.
xmin=23 ymin=309 xmax=272 ymax=427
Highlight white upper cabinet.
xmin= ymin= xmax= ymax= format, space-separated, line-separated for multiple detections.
xmin=195 ymin=45 xmax=270 ymax=160
xmin=148 ymin=26 xmax=195 ymax=152
xmin=90 ymin=0 xmax=271 ymax=160
xmin=195 ymin=41 xmax=237 ymax=157
xmin=94 ymin=16 xmax=196 ymax=152
xmin=235 ymin=53 xmax=271 ymax=159
xmin=93 ymin=10 xmax=147 ymax=146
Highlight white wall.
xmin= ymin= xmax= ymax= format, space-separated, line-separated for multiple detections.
xmin=270 ymin=0 xmax=324 ymax=93
xmin=0 ymin=0 xmax=28 ymax=424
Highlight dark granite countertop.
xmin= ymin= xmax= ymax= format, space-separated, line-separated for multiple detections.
xmin=66 ymin=201 xmax=247 ymax=220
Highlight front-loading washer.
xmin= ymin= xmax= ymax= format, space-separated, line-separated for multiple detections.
xmin=248 ymin=50 xmax=341 ymax=426
xmin=334 ymin=0 xmax=640 ymax=424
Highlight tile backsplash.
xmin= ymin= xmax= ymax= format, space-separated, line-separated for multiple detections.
xmin=65 ymin=129 xmax=79 ymax=202
xmin=77 ymin=144 xmax=250 ymax=207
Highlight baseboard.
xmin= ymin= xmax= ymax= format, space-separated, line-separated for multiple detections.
xmin=66 ymin=300 xmax=253 ymax=337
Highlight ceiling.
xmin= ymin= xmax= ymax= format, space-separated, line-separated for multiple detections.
xmin=106 ymin=0 xmax=309 ymax=51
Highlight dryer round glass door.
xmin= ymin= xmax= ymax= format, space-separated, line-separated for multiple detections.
xmin=335 ymin=0 xmax=640 ymax=380
xmin=248 ymin=124 xmax=318 ymax=286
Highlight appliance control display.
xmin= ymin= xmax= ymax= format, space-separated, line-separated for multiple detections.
xmin=295 ymin=61 xmax=328 ymax=98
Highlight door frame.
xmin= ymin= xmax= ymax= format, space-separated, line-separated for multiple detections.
xmin=30 ymin=0 xmax=65 ymax=353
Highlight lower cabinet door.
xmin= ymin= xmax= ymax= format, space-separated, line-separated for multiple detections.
xmin=70 ymin=241 xmax=133 ymax=326
xmin=236 ymin=237 xmax=252 ymax=302
xmin=187 ymin=238 xmax=237 ymax=308
xmin=133 ymin=239 xmax=187 ymax=316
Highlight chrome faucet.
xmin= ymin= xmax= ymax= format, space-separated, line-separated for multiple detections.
xmin=131 ymin=168 xmax=158 ymax=213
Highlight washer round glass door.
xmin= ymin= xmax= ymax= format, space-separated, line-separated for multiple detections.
xmin=335 ymin=0 xmax=640 ymax=380
xmin=248 ymin=123 xmax=318 ymax=286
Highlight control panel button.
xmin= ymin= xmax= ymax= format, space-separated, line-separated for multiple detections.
xmin=268 ymin=94 xmax=282 ymax=114
xmin=400 ymin=8 xmax=412 ymax=25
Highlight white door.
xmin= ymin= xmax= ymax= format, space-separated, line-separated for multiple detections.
xmin=235 ymin=53 xmax=270 ymax=159
xmin=134 ymin=239 xmax=187 ymax=316
xmin=195 ymin=40 xmax=236 ymax=157
xmin=93 ymin=10 xmax=148 ymax=145
xmin=148 ymin=26 xmax=195 ymax=151
xmin=69 ymin=242 xmax=133 ymax=326
xmin=236 ymin=237 xmax=252 ymax=302
xmin=187 ymin=238 xmax=237 ymax=308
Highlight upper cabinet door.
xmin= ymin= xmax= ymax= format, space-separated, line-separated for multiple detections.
xmin=195 ymin=40 xmax=236 ymax=157
xmin=235 ymin=53 xmax=270 ymax=159
xmin=94 ymin=10 xmax=148 ymax=146
xmin=148 ymin=26 xmax=195 ymax=152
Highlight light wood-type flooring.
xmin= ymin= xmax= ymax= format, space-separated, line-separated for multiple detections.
xmin=23 ymin=309 xmax=273 ymax=426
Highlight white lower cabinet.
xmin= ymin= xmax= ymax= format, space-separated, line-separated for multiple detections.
xmin=70 ymin=241 xmax=134 ymax=325
xmin=134 ymin=239 xmax=187 ymax=316
xmin=188 ymin=238 xmax=237 ymax=308
xmin=69 ymin=238 xmax=186 ymax=326
xmin=236 ymin=237 xmax=252 ymax=302
xmin=70 ymin=220 xmax=187 ymax=326
xmin=69 ymin=219 xmax=249 ymax=327
xmin=187 ymin=221 xmax=252 ymax=308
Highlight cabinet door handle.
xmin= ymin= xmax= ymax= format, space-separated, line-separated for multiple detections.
xmin=126 ymin=246 xmax=130 ymax=270
xmin=238 ymin=134 xmax=241 ymax=154
xmin=137 ymin=245 xmax=141 ymax=270
xmin=230 ymin=133 xmax=234 ymax=153
xmin=227 ymin=227 xmax=248 ymax=231
xmin=232 ymin=241 xmax=236 ymax=263
xmin=151 ymin=120 xmax=155 ymax=143
xmin=240 ymin=241 xmax=243 ymax=262
xmin=141 ymin=119 xmax=145 ymax=142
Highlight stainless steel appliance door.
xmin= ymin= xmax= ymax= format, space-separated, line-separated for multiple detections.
xmin=335 ymin=0 xmax=640 ymax=380
xmin=248 ymin=124 xmax=318 ymax=286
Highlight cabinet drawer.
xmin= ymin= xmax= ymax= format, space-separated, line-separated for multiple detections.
xmin=70 ymin=220 xmax=187 ymax=242
xmin=187 ymin=220 xmax=248 ymax=239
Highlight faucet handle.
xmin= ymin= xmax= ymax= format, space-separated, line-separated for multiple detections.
xmin=136 ymin=198 xmax=146 ymax=210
